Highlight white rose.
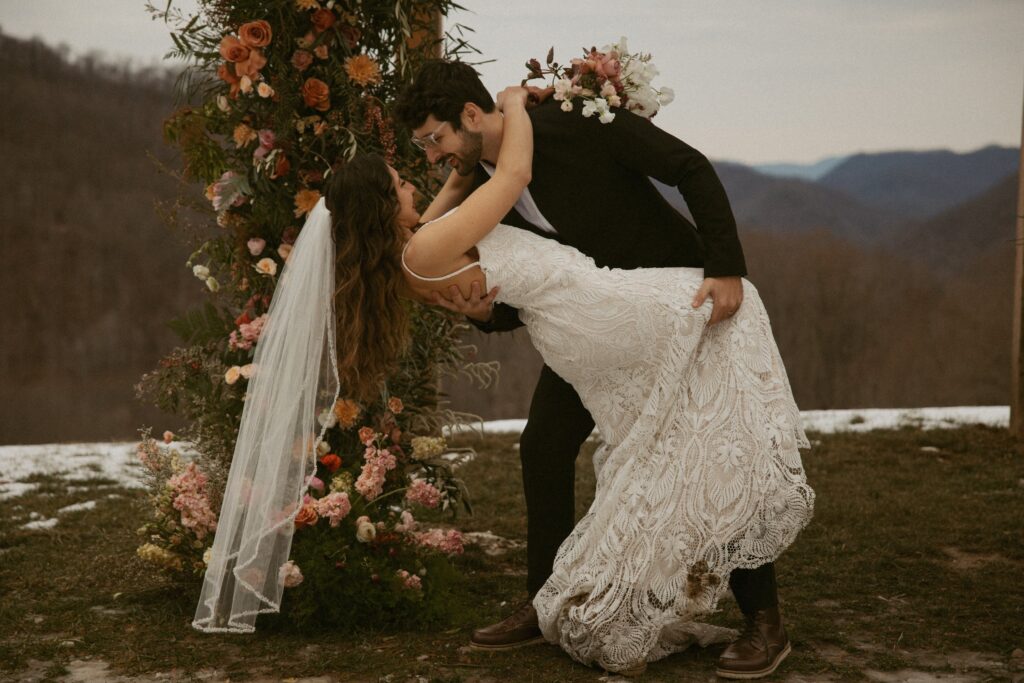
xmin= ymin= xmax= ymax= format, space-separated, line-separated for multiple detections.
xmin=203 ymin=547 xmax=213 ymax=565
xmin=205 ymin=277 xmax=219 ymax=292
xmin=316 ymin=439 xmax=331 ymax=455
xmin=356 ymin=518 xmax=376 ymax=543
xmin=560 ymin=100 xmax=573 ymax=113
xmin=257 ymin=82 xmax=274 ymax=98
xmin=317 ymin=408 xmax=337 ymax=429
xmin=216 ymin=95 xmax=230 ymax=112
xmin=239 ymin=363 xmax=257 ymax=379
xmin=254 ymin=258 xmax=278 ymax=276
xmin=192 ymin=264 xmax=210 ymax=279
xmin=224 ymin=366 xmax=242 ymax=385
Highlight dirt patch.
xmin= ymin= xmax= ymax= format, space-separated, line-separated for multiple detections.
xmin=941 ymin=546 xmax=1005 ymax=571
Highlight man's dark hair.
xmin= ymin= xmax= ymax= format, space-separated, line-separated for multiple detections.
xmin=393 ymin=59 xmax=495 ymax=132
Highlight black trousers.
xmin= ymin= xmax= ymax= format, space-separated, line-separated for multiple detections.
xmin=520 ymin=364 xmax=778 ymax=615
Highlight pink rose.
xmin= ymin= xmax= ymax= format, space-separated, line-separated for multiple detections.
xmin=291 ymin=49 xmax=313 ymax=72
xmin=258 ymin=129 xmax=276 ymax=149
xmin=247 ymin=238 xmax=266 ymax=256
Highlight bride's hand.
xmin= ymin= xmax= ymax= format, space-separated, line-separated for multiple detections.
xmin=496 ymin=86 xmax=530 ymax=112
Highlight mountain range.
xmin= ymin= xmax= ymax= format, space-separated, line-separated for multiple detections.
xmin=1 ymin=30 xmax=1021 ymax=440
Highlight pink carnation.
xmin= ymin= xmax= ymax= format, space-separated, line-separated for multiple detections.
xmin=414 ymin=528 xmax=464 ymax=556
xmin=229 ymin=313 xmax=268 ymax=351
xmin=314 ymin=492 xmax=352 ymax=527
xmin=396 ymin=569 xmax=422 ymax=590
xmin=406 ymin=479 xmax=442 ymax=509
xmin=167 ymin=462 xmax=218 ymax=540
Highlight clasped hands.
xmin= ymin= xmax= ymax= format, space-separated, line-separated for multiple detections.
xmin=429 ymin=276 xmax=744 ymax=326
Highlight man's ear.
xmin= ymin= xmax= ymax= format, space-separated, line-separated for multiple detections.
xmin=460 ymin=102 xmax=483 ymax=131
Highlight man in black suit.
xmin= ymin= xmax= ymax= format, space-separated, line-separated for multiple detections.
xmin=395 ymin=60 xmax=790 ymax=679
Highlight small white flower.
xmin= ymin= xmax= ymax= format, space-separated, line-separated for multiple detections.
xmin=239 ymin=363 xmax=257 ymax=379
xmin=224 ymin=366 xmax=242 ymax=385
xmin=560 ymin=100 xmax=573 ymax=113
xmin=278 ymin=243 xmax=293 ymax=261
xmin=658 ymin=86 xmax=675 ymax=105
xmin=192 ymin=264 xmax=210 ymax=279
xmin=203 ymin=547 xmax=213 ymax=565
xmin=553 ymin=76 xmax=574 ymax=101
xmin=254 ymin=257 xmax=277 ymax=276
xmin=581 ymin=100 xmax=598 ymax=118
xmin=599 ymin=109 xmax=616 ymax=124
xmin=216 ymin=95 xmax=230 ymax=112
xmin=205 ymin=277 xmax=220 ymax=292
xmin=316 ymin=439 xmax=331 ymax=455
xmin=356 ymin=518 xmax=376 ymax=543
xmin=607 ymin=94 xmax=621 ymax=108
xmin=257 ymin=82 xmax=274 ymax=98
xmin=600 ymin=81 xmax=617 ymax=99
xmin=317 ymin=408 xmax=337 ymax=429
xmin=239 ymin=75 xmax=253 ymax=94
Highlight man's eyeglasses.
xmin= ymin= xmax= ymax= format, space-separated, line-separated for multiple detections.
xmin=411 ymin=121 xmax=449 ymax=151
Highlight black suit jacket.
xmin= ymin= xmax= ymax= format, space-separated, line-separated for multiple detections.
xmin=472 ymin=98 xmax=746 ymax=333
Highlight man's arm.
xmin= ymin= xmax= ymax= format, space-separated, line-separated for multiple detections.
xmin=591 ymin=108 xmax=747 ymax=278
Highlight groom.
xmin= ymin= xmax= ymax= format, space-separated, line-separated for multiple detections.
xmin=395 ymin=60 xmax=789 ymax=679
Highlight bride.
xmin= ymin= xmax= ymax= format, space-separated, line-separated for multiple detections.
xmin=194 ymin=85 xmax=814 ymax=678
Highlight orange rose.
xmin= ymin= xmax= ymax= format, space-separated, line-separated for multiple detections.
xmin=301 ymin=77 xmax=330 ymax=111
xmin=294 ymin=503 xmax=319 ymax=529
xmin=294 ymin=188 xmax=321 ymax=217
xmin=387 ymin=397 xmax=404 ymax=414
xmin=313 ymin=44 xmax=328 ymax=60
xmin=219 ymin=35 xmax=250 ymax=63
xmin=311 ymin=8 xmax=337 ymax=33
xmin=318 ymin=453 xmax=342 ymax=473
xmin=271 ymin=154 xmax=291 ymax=180
xmin=217 ymin=62 xmax=241 ymax=98
xmin=358 ymin=426 xmax=376 ymax=444
xmin=234 ymin=48 xmax=267 ymax=80
xmin=239 ymin=20 xmax=272 ymax=48
xmin=291 ymin=49 xmax=313 ymax=72
xmin=333 ymin=398 xmax=361 ymax=428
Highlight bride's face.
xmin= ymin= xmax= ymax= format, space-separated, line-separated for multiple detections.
xmin=387 ymin=165 xmax=420 ymax=231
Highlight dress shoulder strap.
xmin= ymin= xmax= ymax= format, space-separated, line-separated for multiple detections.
xmin=400 ymin=241 xmax=482 ymax=283
xmin=401 ymin=206 xmax=481 ymax=283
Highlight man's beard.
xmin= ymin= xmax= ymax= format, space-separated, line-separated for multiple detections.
xmin=448 ymin=129 xmax=483 ymax=177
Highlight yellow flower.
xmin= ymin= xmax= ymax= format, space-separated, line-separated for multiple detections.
xmin=293 ymin=189 xmax=321 ymax=217
xmin=344 ymin=54 xmax=382 ymax=87
xmin=333 ymin=399 xmax=361 ymax=428
xmin=233 ymin=123 xmax=257 ymax=148
xmin=295 ymin=0 xmax=319 ymax=9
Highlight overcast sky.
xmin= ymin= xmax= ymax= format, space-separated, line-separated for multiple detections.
xmin=1 ymin=0 xmax=1021 ymax=165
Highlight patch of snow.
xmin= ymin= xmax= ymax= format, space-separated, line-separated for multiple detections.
xmin=21 ymin=517 xmax=59 ymax=530
xmin=58 ymin=500 xmax=98 ymax=514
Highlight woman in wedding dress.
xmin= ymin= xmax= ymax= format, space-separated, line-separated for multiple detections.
xmin=327 ymin=86 xmax=814 ymax=675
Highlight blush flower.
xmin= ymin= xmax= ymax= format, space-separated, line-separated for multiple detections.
xmin=279 ymin=560 xmax=303 ymax=587
xmin=254 ymin=257 xmax=278 ymax=276
xmin=294 ymin=188 xmax=321 ymax=217
xmin=247 ymin=237 xmax=266 ymax=256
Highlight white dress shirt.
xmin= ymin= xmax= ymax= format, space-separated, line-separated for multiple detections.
xmin=479 ymin=161 xmax=558 ymax=234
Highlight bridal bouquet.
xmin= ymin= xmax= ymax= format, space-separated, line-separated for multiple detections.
xmin=523 ymin=36 xmax=674 ymax=124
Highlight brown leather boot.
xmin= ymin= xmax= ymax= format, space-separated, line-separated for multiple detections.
xmin=469 ymin=600 xmax=545 ymax=650
xmin=715 ymin=606 xmax=791 ymax=679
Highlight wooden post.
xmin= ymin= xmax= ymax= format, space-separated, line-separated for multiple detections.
xmin=1010 ymin=78 xmax=1024 ymax=436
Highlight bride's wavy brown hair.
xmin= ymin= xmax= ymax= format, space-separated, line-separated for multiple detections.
xmin=324 ymin=153 xmax=410 ymax=403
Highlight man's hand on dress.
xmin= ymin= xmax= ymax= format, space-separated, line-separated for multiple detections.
xmin=691 ymin=276 xmax=744 ymax=326
xmin=429 ymin=280 xmax=501 ymax=323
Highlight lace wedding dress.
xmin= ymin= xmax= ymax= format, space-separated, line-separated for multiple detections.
xmin=470 ymin=221 xmax=816 ymax=674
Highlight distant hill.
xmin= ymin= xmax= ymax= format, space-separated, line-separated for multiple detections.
xmin=654 ymin=162 xmax=902 ymax=244
xmin=818 ymin=145 xmax=1019 ymax=220
xmin=0 ymin=32 xmax=207 ymax=444
xmin=891 ymin=171 xmax=1019 ymax=277
xmin=753 ymin=155 xmax=848 ymax=181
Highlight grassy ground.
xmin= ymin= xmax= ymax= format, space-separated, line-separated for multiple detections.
xmin=1 ymin=425 xmax=1022 ymax=682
